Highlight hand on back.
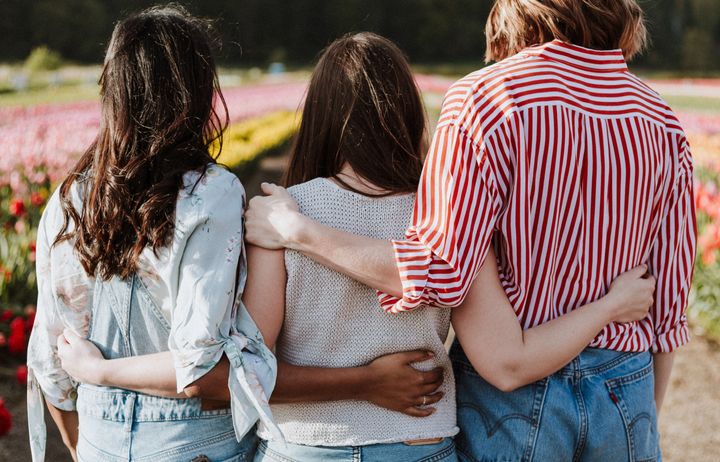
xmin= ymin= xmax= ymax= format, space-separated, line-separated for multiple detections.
xmin=604 ymin=264 xmax=656 ymax=323
xmin=245 ymin=183 xmax=301 ymax=249
xmin=361 ymin=350 xmax=444 ymax=418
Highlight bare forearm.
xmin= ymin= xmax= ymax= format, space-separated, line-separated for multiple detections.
xmin=653 ymin=351 xmax=675 ymax=414
xmin=288 ymin=214 xmax=402 ymax=297
xmin=513 ymin=300 xmax=616 ymax=385
xmin=271 ymin=361 xmax=369 ymax=404
xmin=457 ymin=297 xmax=616 ymax=392
xmin=97 ymin=352 xmax=186 ymax=398
xmin=46 ymin=401 xmax=78 ymax=461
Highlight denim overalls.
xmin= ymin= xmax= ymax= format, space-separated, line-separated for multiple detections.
xmin=75 ymin=275 xmax=258 ymax=462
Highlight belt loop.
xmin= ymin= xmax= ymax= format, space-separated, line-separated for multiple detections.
xmin=123 ymin=394 xmax=136 ymax=432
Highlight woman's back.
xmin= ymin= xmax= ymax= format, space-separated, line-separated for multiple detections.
xmin=258 ymin=177 xmax=458 ymax=446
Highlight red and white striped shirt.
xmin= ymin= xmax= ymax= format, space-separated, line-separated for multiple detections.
xmin=380 ymin=40 xmax=697 ymax=353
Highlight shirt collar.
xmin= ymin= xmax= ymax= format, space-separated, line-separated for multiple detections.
xmin=524 ymin=39 xmax=628 ymax=73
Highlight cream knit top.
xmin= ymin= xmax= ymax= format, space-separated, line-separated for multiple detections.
xmin=257 ymin=177 xmax=458 ymax=446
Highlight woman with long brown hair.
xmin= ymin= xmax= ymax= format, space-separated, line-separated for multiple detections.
xmin=241 ymin=31 xmax=653 ymax=462
xmin=27 ymin=5 xmax=278 ymax=461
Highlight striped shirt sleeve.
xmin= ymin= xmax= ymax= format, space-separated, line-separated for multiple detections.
xmin=378 ymin=122 xmax=502 ymax=313
xmin=649 ymin=135 xmax=697 ymax=353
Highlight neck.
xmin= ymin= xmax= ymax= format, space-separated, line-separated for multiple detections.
xmin=332 ymin=164 xmax=392 ymax=196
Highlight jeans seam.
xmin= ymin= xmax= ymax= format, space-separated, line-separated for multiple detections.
xmin=78 ymin=432 xmax=127 ymax=462
xmin=136 ymin=429 xmax=237 ymax=460
xmin=524 ymin=377 xmax=549 ymax=462
xmin=418 ymin=441 xmax=456 ymax=462
xmin=571 ymin=378 xmax=588 ymax=462
xmin=556 ymin=351 xmax=641 ymax=378
xmin=605 ymin=362 xmax=654 ymax=387
xmin=258 ymin=441 xmax=300 ymax=462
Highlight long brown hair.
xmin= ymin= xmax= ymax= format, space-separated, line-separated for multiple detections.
xmin=285 ymin=32 xmax=426 ymax=196
xmin=485 ymin=0 xmax=648 ymax=62
xmin=55 ymin=4 xmax=228 ymax=280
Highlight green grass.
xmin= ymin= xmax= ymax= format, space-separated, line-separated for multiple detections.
xmin=661 ymin=94 xmax=720 ymax=114
xmin=0 ymin=84 xmax=99 ymax=107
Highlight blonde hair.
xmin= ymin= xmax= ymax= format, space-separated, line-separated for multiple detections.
xmin=485 ymin=0 xmax=648 ymax=62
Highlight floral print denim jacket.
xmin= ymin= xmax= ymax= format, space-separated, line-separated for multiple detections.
xmin=26 ymin=165 xmax=281 ymax=461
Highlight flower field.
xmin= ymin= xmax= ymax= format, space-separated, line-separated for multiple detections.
xmin=0 ymin=76 xmax=718 ymax=440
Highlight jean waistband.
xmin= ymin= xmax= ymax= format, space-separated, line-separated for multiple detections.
xmin=76 ymin=384 xmax=232 ymax=423
xmin=555 ymin=348 xmax=651 ymax=378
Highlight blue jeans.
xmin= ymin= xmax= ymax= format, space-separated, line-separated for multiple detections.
xmin=254 ymin=438 xmax=457 ymax=462
xmin=450 ymin=344 xmax=660 ymax=462
xmin=76 ymin=384 xmax=258 ymax=462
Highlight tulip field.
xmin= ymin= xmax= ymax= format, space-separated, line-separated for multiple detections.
xmin=0 ymin=75 xmax=719 ymax=458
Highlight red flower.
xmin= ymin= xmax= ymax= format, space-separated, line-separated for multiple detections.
xmin=8 ymin=199 xmax=25 ymax=217
xmin=8 ymin=332 xmax=26 ymax=355
xmin=9 ymin=317 xmax=25 ymax=334
xmin=16 ymin=366 xmax=27 ymax=386
xmin=30 ymin=192 xmax=45 ymax=207
xmin=0 ymin=399 xmax=12 ymax=436
xmin=28 ymin=241 xmax=36 ymax=253
xmin=8 ymin=317 xmax=26 ymax=354
xmin=0 ymin=399 xmax=11 ymax=436
xmin=0 ymin=310 xmax=12 ymax=323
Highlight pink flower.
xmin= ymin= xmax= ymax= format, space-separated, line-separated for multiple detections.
xmin=14 ymin=220 xmax=26 ymax=234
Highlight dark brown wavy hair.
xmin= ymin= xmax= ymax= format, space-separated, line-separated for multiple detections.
xmin=55 ymin=4 xmax=228 ymax=280
xmin=284 ymin=32 xmax=426 ymax=196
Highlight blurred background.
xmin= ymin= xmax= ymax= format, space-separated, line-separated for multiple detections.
xmin=0 ymin=1 xmax=718 ymax=460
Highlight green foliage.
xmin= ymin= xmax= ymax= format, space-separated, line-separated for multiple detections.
xmin=2 ymin=0 xmax=716 ymax=70
xmin=24 ymin=46 xmax=63 ymax=72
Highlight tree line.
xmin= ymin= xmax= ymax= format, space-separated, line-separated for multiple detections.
xmin=1 ymin=0 xmax=718 ymax=71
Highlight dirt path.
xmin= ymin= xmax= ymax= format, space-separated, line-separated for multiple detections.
xmin=659 ymin=327 xmax=720 ymax=461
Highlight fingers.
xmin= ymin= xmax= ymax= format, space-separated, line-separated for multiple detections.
xmin=419 ymin=367 xmax=444 ymax=386
xmin=626 ymin=264 xmax=648 ymax=278
xmin=260 ymin=182 xmax=287 ymax=196
xmin=397 ymin=350 xmax=435 ymax=365
xmin=415 ymin=392 xmax=444 ymax=407
xmin=402 ymin=406 xmax=436 ymax=418
xmin=420 ymin=381 xmax=443 ymax=396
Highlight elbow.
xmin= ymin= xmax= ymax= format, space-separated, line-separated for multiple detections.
xmin=485 ymin=370 xmax=524 ymax=393
xmin=482 ymin=359 xmax=528 ymax=393
xmin=183 ymin=384 xmax=203 ymax=399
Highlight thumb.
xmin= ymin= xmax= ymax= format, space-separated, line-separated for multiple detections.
xmin=627 ymin=264 xmax=648 ymax=278
xmin=401 ymin=350 xmax=435 ymax=365
xmin=260 ymin=182 xmax=282 ymax=196
xmin=62 ymin=328 xmax=82 ymax=345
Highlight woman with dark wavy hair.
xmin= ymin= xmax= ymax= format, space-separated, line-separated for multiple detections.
xmin=26 ymin=5 xmax=280 ymax=461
